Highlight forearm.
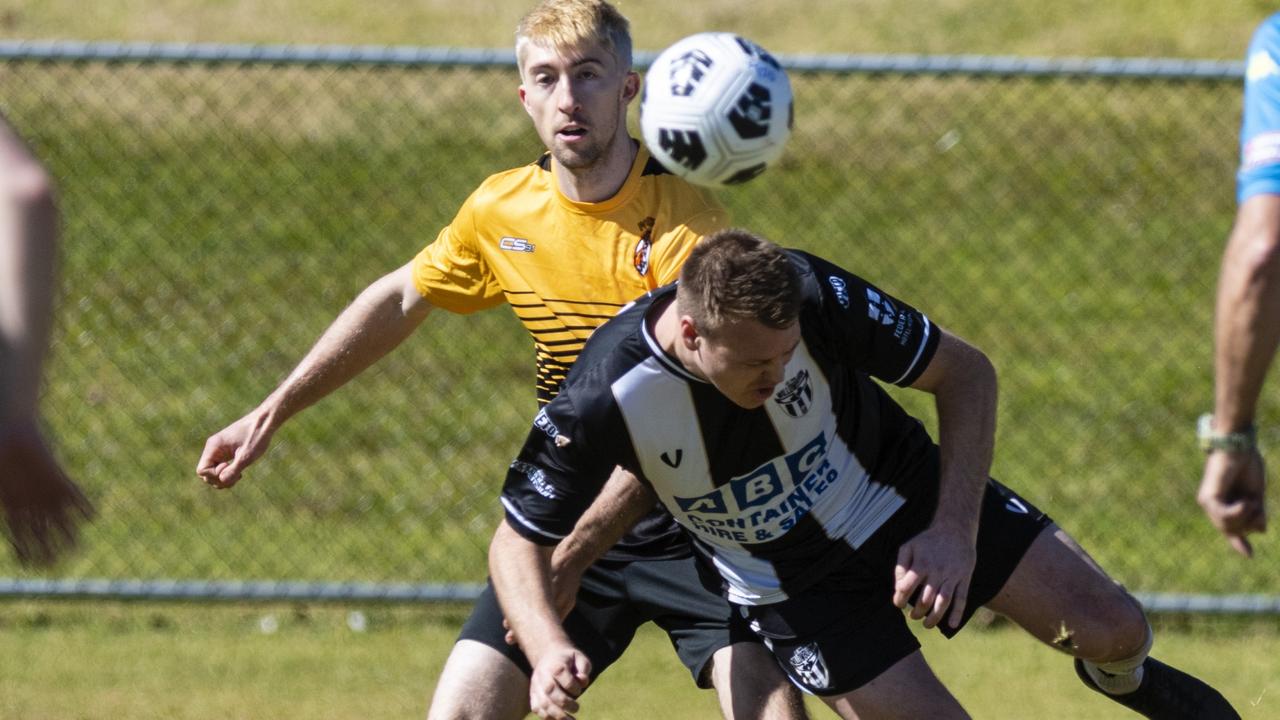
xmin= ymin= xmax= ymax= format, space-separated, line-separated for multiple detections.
xmin=1213 ymin=196 xmax=1280 ymax=431
xmin=490 ymin=519 xmax=571 ymax=663
xmin=0 ymin=123 xmax=57 ymax=425
xmin=254 ymin=263 xmax=431 ymax=428
xmin=551 ymin=466 xmax=657 ymax=578
xmin=924 ymin=338 xmax=997 ymax=535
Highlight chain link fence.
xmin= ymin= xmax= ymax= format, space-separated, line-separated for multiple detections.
xmin=0 ymin=43 xmax=1270 ymax=607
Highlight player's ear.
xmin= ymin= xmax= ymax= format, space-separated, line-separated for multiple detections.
xmin=518 ymin=84 xmax=534 ymax=117
xmin=679 ymin=316 xmax=701 ymax=351
xmin=621 ymin=71 xmax=640 ymax=103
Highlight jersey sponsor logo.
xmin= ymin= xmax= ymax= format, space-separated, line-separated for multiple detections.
xmin=1248 ymin=49 xmax=1280 ymax=83
xmin=499 ymin=236 xmax=535 ymax=253
xmin=534 ymin=409 xmax=560 ymax=442
xmin=661 ymin=449 xmax=684 ymax=468
xmin=511 ymin=460 xmax=557 ymax=499
xmin=827 ymin=276 xmax=850 ymax=309
xmin=774 ymin=369 xmax=813 ymax=417
xmin=633 ymin=217 xmax=656 ymax=276
xmin=789 ymin=642 xmax=830 ymax=690
xmin=865 ymin=288 xmax=896 ymax=326
xmin=671 ymin=432 xmax=836 ymax=543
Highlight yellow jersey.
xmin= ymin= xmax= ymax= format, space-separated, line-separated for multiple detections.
xmin=412 ymin=144 xmax=729 ymax=404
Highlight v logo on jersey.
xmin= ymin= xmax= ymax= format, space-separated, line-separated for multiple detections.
xmin=661 ymin=449 xmax=683 ymax=468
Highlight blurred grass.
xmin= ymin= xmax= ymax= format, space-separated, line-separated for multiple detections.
xmin=0 ymin=602 xmax=1274 ymax=719
xmin=0 ymin=0 xmax=1271 ymax=59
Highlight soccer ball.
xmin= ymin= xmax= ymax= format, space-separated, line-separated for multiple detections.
xmin=640 ymin=33 xmax=793 ymax=187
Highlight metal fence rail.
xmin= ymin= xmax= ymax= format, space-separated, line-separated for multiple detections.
xmin=0 ymin=42 xmax=1272 ymax=612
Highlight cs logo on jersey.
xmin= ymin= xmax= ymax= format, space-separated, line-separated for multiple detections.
xmin=774 ymin=369 xmax=812 ymax=417
xmin=500 ymin=237 xmax=535 ymax=253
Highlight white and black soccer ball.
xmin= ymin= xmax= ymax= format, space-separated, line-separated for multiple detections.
xmin=640 ymin=33 xmax=793 ymax=187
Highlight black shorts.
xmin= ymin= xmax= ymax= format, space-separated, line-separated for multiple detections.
xmin=740 ymin=478 xmax=1052 ymax=696
xmin=459 ymin=554 xmax=755 ymax=688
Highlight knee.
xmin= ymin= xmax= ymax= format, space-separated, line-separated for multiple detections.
xmin=1087 ymin=589 xmax=1150 ymax=663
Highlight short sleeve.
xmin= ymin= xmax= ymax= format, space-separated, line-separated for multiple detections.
xmin=801 ymin=252 xmax=940 ymax=387
xmin=499 ymin=392 xmax=618 ymax=545
xmin=1238 ymin=14 xmax=1280 ymax=202
xmin=410 ymin=194 xmax=507 ymax=314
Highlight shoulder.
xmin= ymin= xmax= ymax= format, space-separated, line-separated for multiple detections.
xmin=466 ymin=154 xmax=553 ymax=211
xmin=636 ymin=151 xmax=725 ymax=217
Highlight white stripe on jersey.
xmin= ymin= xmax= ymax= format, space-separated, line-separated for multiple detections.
xmin=500 ymin=496 xmax=567 ymax=541
xmin=890 ymin=314 xmax=932 ymax=386
xmin=612 ymin=340 xmax=906 ymax=605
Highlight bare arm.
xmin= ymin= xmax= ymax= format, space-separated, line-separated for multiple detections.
xmin=490 ymin=519 xmax=591 ymax=719
xmin=894 ymin=329 xmax=997 ymax=630
xmin=0 ymin=116 xmax=57 ymax=425
xmin=0 ymin=115 xmax=93 ymax=565
xmin=548 ymin=466 xmax=658 ymax=615
xmin=1198 ymin=193 xmax=1280 ymax=555
xmin=196 ymin=261 xmax=432 ymax=487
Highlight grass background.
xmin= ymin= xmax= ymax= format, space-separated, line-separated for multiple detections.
xmin=2 ymin=1 xmax=1279 ymax=717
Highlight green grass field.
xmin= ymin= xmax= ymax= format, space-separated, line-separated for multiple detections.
xmin=2 ymin=602 xmax=1277 ymax=719
xmin=1 ymin=2 xmax=1279 ymax=718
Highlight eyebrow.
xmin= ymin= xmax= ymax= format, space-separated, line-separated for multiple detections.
xmin=526 ymin=56 xmax=608 ymax=75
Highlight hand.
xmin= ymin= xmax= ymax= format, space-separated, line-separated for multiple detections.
xmin=196 ymin=411 xmax=275 ymax=489
xmin=528 ymin=642 xmax=592 ymax=720
xmin=1198 ymin=449 xmax=1267 ymax=557
xmin=893 ymin=522 xmax=977 ymax=631
xmin=0 ymin=420 xmax=94 ymax=566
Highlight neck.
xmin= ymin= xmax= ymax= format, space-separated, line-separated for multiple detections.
xmin=555 ymin=136 xmax=637 ymax=203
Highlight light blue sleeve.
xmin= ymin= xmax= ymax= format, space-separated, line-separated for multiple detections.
xmin=1238 ymin=13 xmax=1280 ymax=202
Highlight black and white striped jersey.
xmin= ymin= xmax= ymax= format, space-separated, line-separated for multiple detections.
xmin=500 ymin=250 xmax=942 ymax=605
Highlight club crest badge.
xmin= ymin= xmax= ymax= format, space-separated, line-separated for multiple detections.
xmin=789 ymin=642 xmax=830 ymax=690
xmin=774 ymin=369 xmax=812 ymax=417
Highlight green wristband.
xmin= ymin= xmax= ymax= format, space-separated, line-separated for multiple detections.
xmin=1197 ymin=413 xmax=1256 ymax=454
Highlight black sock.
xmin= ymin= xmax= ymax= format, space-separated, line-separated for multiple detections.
xmin=1075 ymin=657 xmax=1239 ymax=719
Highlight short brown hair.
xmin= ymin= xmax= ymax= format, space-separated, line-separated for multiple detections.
xmin=515 ymin=0 xmax=633 ymax=76
xmin=678 ymin=229 xmax=802 ymax=337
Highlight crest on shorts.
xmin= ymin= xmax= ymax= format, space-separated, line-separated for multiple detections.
xmin=789 ymin=642 xmax=830 ymax=689
xmin=774 ymin=369 xmax=812 ymax=417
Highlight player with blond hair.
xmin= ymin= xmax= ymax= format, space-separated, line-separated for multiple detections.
xmin=197 ymin=2 xmax=805 ymax=718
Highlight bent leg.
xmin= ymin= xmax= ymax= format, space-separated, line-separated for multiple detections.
xmin=984 ymin=525 xmax=1148 ymax=661
xmin=427 ymin=639 xmax=530 ymax=720
xmin=987 ymin=524 xmax=1238 ymax=718
xmin=710 ymin=641 xmax=807 ymax=720
xmin=823 ymin=651 xmax=968 ymax=720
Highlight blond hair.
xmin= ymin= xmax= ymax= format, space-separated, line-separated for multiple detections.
xmin=515 ymin=0 xmax=633 ymax=76
xmin=678 ymin=229 xmax=802 ymax=337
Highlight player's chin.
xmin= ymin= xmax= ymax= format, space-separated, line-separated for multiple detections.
xmin=551 ymin=143 xmax=598 ymax=168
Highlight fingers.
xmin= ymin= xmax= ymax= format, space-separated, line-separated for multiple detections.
xmin=1228 ymin=533 xmax=1254 ymax=559
xmin=530 ymin=651 xmax=592 ymax=720
xmin=196 ymin=437 xmax=246 ymax=489
xmin=892 ymin=546 xmax=917 ymax=608
xmin=0 ymin=436 xmax=94 ymax=566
